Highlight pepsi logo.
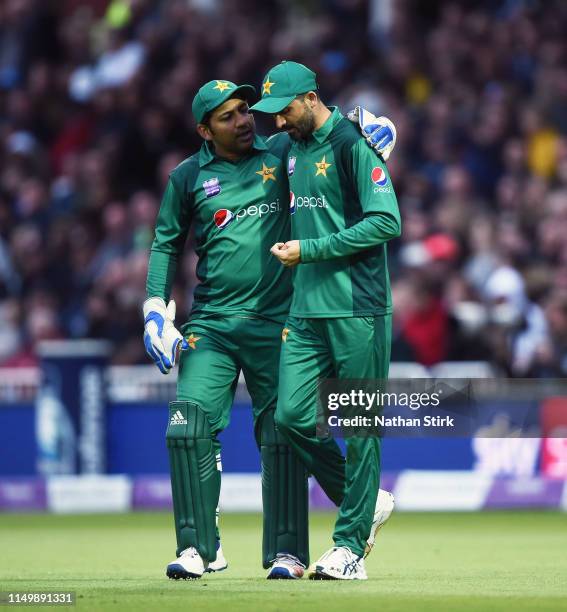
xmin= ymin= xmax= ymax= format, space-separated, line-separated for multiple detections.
xmin=371 ymin=166 xmax=388 ymax=186
xmin=214 ymin=209 xmax=234 ymax=229
xmin=290 ymin=191 xmax=296 ymax=215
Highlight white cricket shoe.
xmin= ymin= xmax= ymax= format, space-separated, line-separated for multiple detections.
xmin=309 ymin=546 xmax=367 ymax=580
xmin=365 ymin=489 xmax=395 ymax=557
xmin=166 ymin=546 xmax=208 ymax=579
xmin=204 ymin=542 xmax=228 ymax=573
xmin=266 ymin=553 xmax=305 ymax=580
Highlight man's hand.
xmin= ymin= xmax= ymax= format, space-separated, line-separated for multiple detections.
xmin=143 ymin=297 xmax=189 ymax=374
xmin=270 ymin=241 xmax=301 ymax=267
xmin=347 ymin=106 xmax=397 ymax=161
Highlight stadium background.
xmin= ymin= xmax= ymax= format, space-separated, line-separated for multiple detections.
xmin=1 ymin=0 xmax=567 ymax=515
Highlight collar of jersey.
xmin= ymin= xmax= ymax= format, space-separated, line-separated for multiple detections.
xmin=199 ymin=135 xmax=268 ymax=167
xmin=312 ymin=106 xmax=343 ymax=144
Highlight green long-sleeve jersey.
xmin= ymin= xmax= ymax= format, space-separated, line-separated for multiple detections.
xmin=146 ymin=133 xmax=292 ymax=323
xmin=289 ymin=107 xmax=401 ymax=317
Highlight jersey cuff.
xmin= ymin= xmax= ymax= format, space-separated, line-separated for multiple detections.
xmin=300 ymin=239 xmax=318 ymax=263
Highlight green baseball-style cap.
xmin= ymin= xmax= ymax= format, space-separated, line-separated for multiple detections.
xmin=191 ymin=80 xmax=256 ymax=123
xmin=250 ymin=61 xmax=318 ymax=114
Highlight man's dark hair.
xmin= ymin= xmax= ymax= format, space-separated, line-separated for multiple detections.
xmin=201 ymin=112 xmax=212 ymax=128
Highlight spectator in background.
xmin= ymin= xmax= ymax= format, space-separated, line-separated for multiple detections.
xmin=0 ymin=0 xmax=567 ymax=377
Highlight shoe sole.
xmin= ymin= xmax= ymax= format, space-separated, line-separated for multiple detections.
xmin=309 ymin=566 xmax=365 ymax=581
xmin=309 ymin=567 xmax=337 ymax=580
xmin=204 ymin=564 xmax=228 ymax=573
xmin=166 ymin=563 xmax=203 ymax=580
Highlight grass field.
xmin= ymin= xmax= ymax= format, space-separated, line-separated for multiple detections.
xmin=1 ymin=511 xmax=566 ymax=611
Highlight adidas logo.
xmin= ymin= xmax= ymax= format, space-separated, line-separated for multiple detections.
xmin=170 ymin=410 xmax=187 ymax=425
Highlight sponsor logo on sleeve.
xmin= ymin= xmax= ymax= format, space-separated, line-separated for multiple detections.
xmin=371 ymin=166 xmax=388 ymax=186
xmin=371 ymin=166 xmax=392 ymax=193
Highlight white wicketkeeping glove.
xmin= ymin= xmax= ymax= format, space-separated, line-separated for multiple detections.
xmin=143 ymin=297 xmax=189 ymax=375
xmin=347 ymin=106 xmax=397 ymax=161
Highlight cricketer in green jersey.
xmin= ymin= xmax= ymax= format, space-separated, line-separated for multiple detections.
xmin=143 ymin=77 xmax=396 ymax=580
xmin=251 ymin=61 xmax=400 ymax=580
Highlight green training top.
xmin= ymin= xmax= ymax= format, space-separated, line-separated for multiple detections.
xmin=289 ymin=107 xmax=401 ymax=318
xmin=146 ymin=132 xmax=292 ymax=323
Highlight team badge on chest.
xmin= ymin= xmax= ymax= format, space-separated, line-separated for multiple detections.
xmin=315 ymin=155 xmax=332 ymax=177
xmin=288 ymin=156 xmax=297 ymax=176
xmin=256 ymin=163 xmax=276 ymax=183
xmin=203 ymin=177 xmax=222 ymax=198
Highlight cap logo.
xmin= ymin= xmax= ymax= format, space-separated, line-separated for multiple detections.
xmin=262 ymin=79 xmax=275 ymax=95
xmin=213 ymin=80 xmax=232 ymax=93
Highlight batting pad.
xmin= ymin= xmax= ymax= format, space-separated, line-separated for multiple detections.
xmin=259 ymin=409 xmax=310 ymax=568
xmin=166 ymin=401 xmax=220 ymax=561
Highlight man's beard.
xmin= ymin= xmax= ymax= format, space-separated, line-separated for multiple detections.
xmin=288 ymin=106 xmax=316 ymax=141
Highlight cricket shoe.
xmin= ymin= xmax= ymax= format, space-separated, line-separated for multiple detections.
xmin=166 ymin=546 xmax=208 ymax=579
xmin=309 ymin=546 xmax=368 ymax=580
xmin=365 ymin=489 xmax=395 ymax=558
xmin=204 ymin=541 xmax=228 ymax=573
xmin=266 ymin=553 xmax=305 ymax=580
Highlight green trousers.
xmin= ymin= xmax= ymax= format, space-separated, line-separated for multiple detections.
xmin=178 ymin=317 xmax=279 ymax=442
xmin=276 ymin=315 xmax=392 ymax=557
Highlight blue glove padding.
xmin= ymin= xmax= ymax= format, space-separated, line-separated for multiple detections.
xmin=143 ymin=297 xmax=189 ymax=375
xmin=365 ymin=124 xmax=394 ymax=152
xmin=347 ymin=106 xmax=397 ymax=161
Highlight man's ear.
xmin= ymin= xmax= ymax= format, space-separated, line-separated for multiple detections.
xmin=305 ymin=91 xmax=318 ymax=109
xmin=197 ymin=123 xmax=213 ymax=141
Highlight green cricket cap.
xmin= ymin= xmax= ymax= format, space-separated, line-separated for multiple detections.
xmin=250 ymin=61 xmax=318 ymax=114
xmin=192 ymin=80 xmax=256 ymax=123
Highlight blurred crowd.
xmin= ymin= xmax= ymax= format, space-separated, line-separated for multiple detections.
xmin=1 ymin=0 xmax=567 ymax=376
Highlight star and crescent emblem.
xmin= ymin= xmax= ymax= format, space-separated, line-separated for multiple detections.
xmin=315 ymin=155 xmax=332 ymax=177
xmin=256 ymin=162 xmax=276 ymax=183
xmin=186 ymin=333 xmax=201 ymax=349
xmin=213 ymin=80 xmax=232 ymax=93
xmin=262 ymin=79 xmax=275 ymax=95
